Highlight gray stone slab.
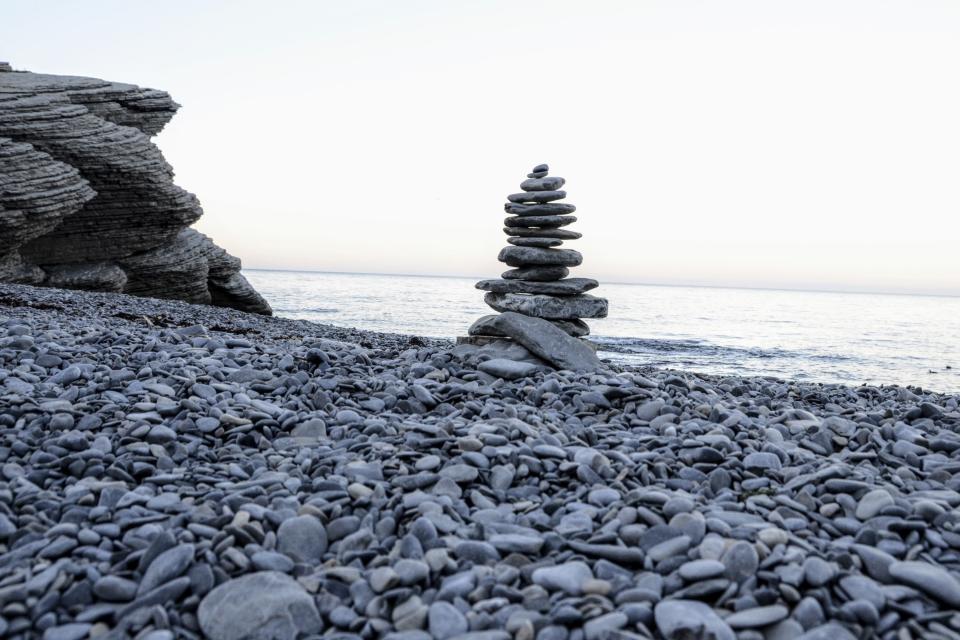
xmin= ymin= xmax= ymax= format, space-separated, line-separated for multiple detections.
xmin=505 ymin=202 xmax=576 ymax=216
xmin=475 ymin=278 xmax=598 ymax=295
xmin=498 ymin=246 xmax=582 ymax=268
xmin=501 ymin=266 xmax=570 ymax=281
xmin=504 ymin=215 xmax=576 ymax=228
xmin=504 ymin=227 xmax=582 ymax=239
xmin=507 ymin=237 xmax=563 ymax=248
xmin=477 ymin=358 xmax=540 ymax=380
xmin=507 ymin=190 xmax=566 ymax=203
xmin=469 ymin=314 xmax=590 ymax=338
xmin=484 ymin=292 xmax=609 ymax=319
xmin=520 ymin=177 xmax=565 ymax=191
xmin=487 ymin=312 xmax=601 ymax=371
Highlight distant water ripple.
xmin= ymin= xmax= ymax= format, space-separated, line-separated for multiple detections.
xmin=244 ymin=270 xmax=960 ymax=392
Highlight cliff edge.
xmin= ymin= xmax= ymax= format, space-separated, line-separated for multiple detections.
xmin=0 ymin=64 xmax=272 ymax=314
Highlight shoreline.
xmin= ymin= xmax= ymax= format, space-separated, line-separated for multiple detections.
xmin=1 ymin=282 xmax=959 ymax=639
xmin=243 ymin=267 xmax=960 ymax=300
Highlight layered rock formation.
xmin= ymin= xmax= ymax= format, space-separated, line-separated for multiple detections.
xmin=0 ymin=64 xmax=271 ymax=314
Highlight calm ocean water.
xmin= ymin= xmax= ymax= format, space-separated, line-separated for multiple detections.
xmin=244 ymin=270 xmax=960 ymax=392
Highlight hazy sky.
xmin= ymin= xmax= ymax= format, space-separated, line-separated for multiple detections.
xmin=4 ymin=1 xmax=959 ymax=295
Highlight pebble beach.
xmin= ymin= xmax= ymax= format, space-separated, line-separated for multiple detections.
xmin=2 ymin=282 xmax=960 ymax=640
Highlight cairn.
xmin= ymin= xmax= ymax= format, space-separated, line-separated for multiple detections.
xmin=469 ymin=163 xmax=608 ymax=342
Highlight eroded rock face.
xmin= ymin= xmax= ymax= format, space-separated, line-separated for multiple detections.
xmin=0 ymin=65 xmax=271 ymax=314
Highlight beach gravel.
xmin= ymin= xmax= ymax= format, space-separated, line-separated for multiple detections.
xmin=0 ymin=282 xmax=958 ymax=639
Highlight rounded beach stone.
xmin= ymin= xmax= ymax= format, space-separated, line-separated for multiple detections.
xmin=889 ymin=560 xmax=960 ymax=607
xmin=478 ymin=358 xmax=539 ymax=380
xmin=198 ymin=571 xmax=322 ymax=640
xmin=724 ymin=605 xmax=788 ymax=629
xmin=138 ymin=543 xmax=194 ymax=595
xmin=532 ymin=561 xmax=593 ymax=595
xmin=743 ymin=452 xmax=782 ymax=471
xmin=505 ymin=202 xmax=576 ymax=216
xmin=678 ymin=559 xmax=725 ymax=582
xmin=428 ymin=601 xmax=468 ymax=640
xmin=856 ymin=489 xmax=894 ymax=520
xmin=277 ymin=515 xmax=327 ymax=563
xmin=803 ymin=556 xmax=836 ymax=587
xmin=654 ymin=600 xmax=735 ymax=640
xmin=721 ymin=541 xmax=758 ymax=583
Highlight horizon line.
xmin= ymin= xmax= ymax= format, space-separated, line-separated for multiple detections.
xmin=242 ymin=266 xmax=960 ymax=300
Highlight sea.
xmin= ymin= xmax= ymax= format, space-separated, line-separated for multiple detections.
xmin=243 ymin=269 xmax=960 ymax=393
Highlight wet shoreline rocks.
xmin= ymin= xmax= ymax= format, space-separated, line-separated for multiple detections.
xmin=1 ymin=282 xmax=960 ymax=639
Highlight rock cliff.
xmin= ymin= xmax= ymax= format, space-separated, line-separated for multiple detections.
xmin=0 ymin=64 xmax=272 ymax=314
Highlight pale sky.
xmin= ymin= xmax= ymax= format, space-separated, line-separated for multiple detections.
xmin=4 ymin=1 xmax=959 ymax=295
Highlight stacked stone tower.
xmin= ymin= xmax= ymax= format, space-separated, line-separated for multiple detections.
xmin=469 ymin=163 xmax=608 ymax=341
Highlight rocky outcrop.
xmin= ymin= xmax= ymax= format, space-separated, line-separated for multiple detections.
xmin=0 ymin=65 xmax=271 ymax=314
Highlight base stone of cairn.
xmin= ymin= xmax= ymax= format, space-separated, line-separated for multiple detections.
xmin=461 ymin=164 xmax=606 ymax=372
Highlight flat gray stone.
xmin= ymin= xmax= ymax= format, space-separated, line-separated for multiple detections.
xmin=504 ymin=215 xmax=576 ymax=228
xmin=838 ymin=575 xmax=885 ymax=609
xmin=531 ymin=561 xmax=593 ymax=594
xmin=583 ymin=612 xmax=627 ymax=640
xmin=889 ymin=560 xmax=960 ymax=606
xmin=505 ymin=202 xmax=576 ymax=216
xmin=485 ymin=293 xmax=608 ymax=320
xmin=507 ymin=190 xmax=566 ymax=203
xmin=856 ymin=489 xmax=894 ymax=520
xmin=487 ymin=312 xmax=602 ymax=371
xmin=520 ymin=176 xmax=565 ymax=191
xmin=498 ymin=246 xmax=582 ymax=267
xmin=475 ymin=278 xmax=598 ymax=295
xmin=42 ymin=624 xmax=92 ymax=640
xmin=724 ymin=605 xmax=788 ymax=629
xmin=721 ymin=541 xmax=758 ymax=583
xmin=743 ymin=452 xmax=782 ymax=471
xmin=803 ymin=556 xmax=836 ymax=587
xmin=851 ymin=543 xmax=896 ymax=583
xmin=198 ymin=571 xmax=321 ymax=640
xmin=654 ymin=600 xmax=735 ymax=640
xmin=477 ymin=358 xmax=539 ymax=380
xmin=505 ymin=227 xmax=582 ymax=239
xmin=501 ymin=266 xmax=570 ymax=281
xmin=507 ymin=237 xmax=563 ymax=248
xmin=679 ymin=559 xmax=725 ymax=582
xmin=488 ymin=533 xmax=544 ymax=554
xmin=138 ymin=543 xmax=194 ymax=595
xmin=428 ymin=601 xmax=468 ymax=640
